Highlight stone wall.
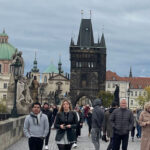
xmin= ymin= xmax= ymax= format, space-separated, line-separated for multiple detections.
xmin=0 ymin=116 xmax=26 ymax=150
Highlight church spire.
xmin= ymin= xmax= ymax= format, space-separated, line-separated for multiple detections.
xmin=129 ymin=67 xmax=132 ymax=78
xmin=58 ymin=55 xmax=62 ymax=74
xmin=31 ymin=52 xmax=39 ymax=73
xmin=100 ymin=33 xmax=106 ymax=47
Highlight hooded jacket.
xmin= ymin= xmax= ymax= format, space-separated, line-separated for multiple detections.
xmin=92 ymin=99 xmax=104 ymax=129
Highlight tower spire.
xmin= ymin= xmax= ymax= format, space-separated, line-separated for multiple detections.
xmin=31 ymin=51 xmax=39 ymax=72
xmin=129 ymin=67 xmax=132 ymax=78
xmin=58 ymin=54 xmax=62 ymax=74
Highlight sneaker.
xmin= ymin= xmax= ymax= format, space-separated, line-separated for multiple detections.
xmin=45 ymin=145 xmax=49 ymax=150
xmin=72 ymin=143 xmax=77 ymax=148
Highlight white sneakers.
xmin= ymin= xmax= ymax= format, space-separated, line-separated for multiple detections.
xmin=72 ymin=143 xmax=77 ymax=148
xmin=45 ymin=145 xmax=49 ymax=150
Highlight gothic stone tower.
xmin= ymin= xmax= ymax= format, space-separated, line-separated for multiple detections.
xmin=70 ymin=19 xmax=106 ymax=106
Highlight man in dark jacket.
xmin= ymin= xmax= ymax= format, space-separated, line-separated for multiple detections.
xmin=110 ymin=99 xmax=134 ymax=150
xmin=91 ymin=98 xmax=104 ymax=150
xmin=42 ymin=103 xmax=53 ymax=150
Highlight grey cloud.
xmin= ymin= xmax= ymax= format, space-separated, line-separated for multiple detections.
xmin=1 ymin=0 xmax=150 ymax=77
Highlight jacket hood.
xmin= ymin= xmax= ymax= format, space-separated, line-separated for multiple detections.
xmin=109 ymin=107 xmax=116 ymax=113
xmin=93 ymin=98 xmax=102 ymax=107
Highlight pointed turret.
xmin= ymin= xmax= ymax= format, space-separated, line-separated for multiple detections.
xmin=70 ymin=37 xmax=74 ymax=46
xmin=97 ymin=35 xmax=100 ymax=46
xmin=31 ymin=52 xmax=39 ymax=73
xmin=129 ymin=67 xmax=132 ymax=78
xmin=77 ymin=19 xmax=94 ymax=47
xmin=100 ymin=33 xmax=106 ymax=47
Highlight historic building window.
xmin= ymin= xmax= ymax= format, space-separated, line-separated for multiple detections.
xmin=44 ymin=76 xmax=47 ymax=83
xmin=143 ymin=91 xmax=146 ymax=96
xmin=130 ymin=100 xmax=133 ymax=105
xmin=107 ymin=83 xmax=110 ymax=88
xmin=3 ymin=94 xmax=7 ymax=100
xmin=3 ymin=83 xmax=7 ymax=89
xmin=139 ymin=91 xmax=141 ymax=96
xmin=113 ymin=83 xmax=116 ymax=88
xmin=0 ymin=64 xmax=1 ymax=73
xmin=135 ymin=91 xmax=137 ymax=96
xmin=131 ymin=91 xmax=133 ymax=96
xmin=112 ymin=77 xmax=116 ymax=80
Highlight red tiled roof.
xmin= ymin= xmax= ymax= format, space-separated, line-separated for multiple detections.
xmin=106 ymin=70 xmax=150 ymax=89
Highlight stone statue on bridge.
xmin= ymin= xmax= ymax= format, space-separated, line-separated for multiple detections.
xmin=7 ymin=51 xmax=33 ymax=114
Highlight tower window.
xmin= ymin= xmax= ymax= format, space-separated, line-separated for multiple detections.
xmin=85 ymin=27 xmax=89 ymax=31
xmin=91 ymin=62 xmax=94 ymax=68
xmin=76 ymin=62 xmax=79 ymax=67
xmin=79 ymin=62 xmax=82 ymax=67
xmin=81 ymin=74 xmax=87 ymax=88
xmin=88 ymin=62 xmax=90 ymax=68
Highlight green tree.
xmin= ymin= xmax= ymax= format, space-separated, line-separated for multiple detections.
xmin=136 ymin=86 xmax=150 ymax=108
xmin=97 ymin=91 xmax=114 ymax=108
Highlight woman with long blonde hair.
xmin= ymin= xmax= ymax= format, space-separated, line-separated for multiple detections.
xmin=54 ymin=99 xmax=78 ymax=150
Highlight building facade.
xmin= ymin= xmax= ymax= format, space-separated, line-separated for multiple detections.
xmin=106 ymin=70 xmax=150 ymax=109
xmin=40 ymin=60 xmax=70 ymax=104
xmin=70 ymin=18 xmax=106 ymax=106
xmin=0 ymin=30 xmax=16 ymax=102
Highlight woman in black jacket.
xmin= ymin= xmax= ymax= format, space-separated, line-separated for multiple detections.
xmin=54 ymin=99 xmax=78 ymax=150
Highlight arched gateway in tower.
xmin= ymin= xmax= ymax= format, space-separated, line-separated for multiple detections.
xmin=69 ymin=18 xmax=107 ymax=106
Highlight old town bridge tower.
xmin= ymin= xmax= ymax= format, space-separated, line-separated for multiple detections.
xmin=70 ymin=18 xmax=106 ymax=106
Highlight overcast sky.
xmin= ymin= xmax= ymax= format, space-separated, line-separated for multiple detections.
xmin=1 ymin=0 xmax=150 ymax=77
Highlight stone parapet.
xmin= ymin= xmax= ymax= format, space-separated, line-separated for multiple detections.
xmin=0 ymin=116 xmax=26 ymax=150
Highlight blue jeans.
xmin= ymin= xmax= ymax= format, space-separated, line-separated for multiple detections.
xmin=136 ymin=124 xmax=141 ymax=138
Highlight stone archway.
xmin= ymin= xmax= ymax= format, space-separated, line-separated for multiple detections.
xmin=76 ymin=96 xmax=92 ymax=106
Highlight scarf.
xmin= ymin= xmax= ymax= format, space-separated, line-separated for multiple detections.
xmin=30 ymin=111 xmax=42 ymax=125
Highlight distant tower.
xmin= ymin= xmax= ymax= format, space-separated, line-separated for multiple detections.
xmin=129 ymin=67 xmax=132 ymax=78
xmin=58 ymin=55 xmax=63 ymax=74
xmin=70 ymin=18 xmax=107 ymax=106
xmin=31 ymin=52 xmax=40 ymax=82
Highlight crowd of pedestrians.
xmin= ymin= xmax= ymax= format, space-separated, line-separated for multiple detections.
xmin=23 ymin=98 xmax=150 ymax=150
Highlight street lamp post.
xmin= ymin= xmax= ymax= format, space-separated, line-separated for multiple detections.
xmin=11 ymin=57 xmax=22 ymax=118
xmin=127 ymin=88 xmax=130 ymax=109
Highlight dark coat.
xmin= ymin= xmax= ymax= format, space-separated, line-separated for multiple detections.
xmin=87 ymin=112 xmax=92 ymax=126
xmin=54 ymin=111 xmax=78 ymax=142
xmin=42 ymin=109 xmax=53 ymax=127
xmin=103 ymin=108 xmax=116 ymax=138
xmin=110 ymin=108 xmax=134 ymax=135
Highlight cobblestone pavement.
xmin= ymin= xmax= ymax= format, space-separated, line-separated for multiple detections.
xmin=7 ymin=124 xmax=140 ymax=150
